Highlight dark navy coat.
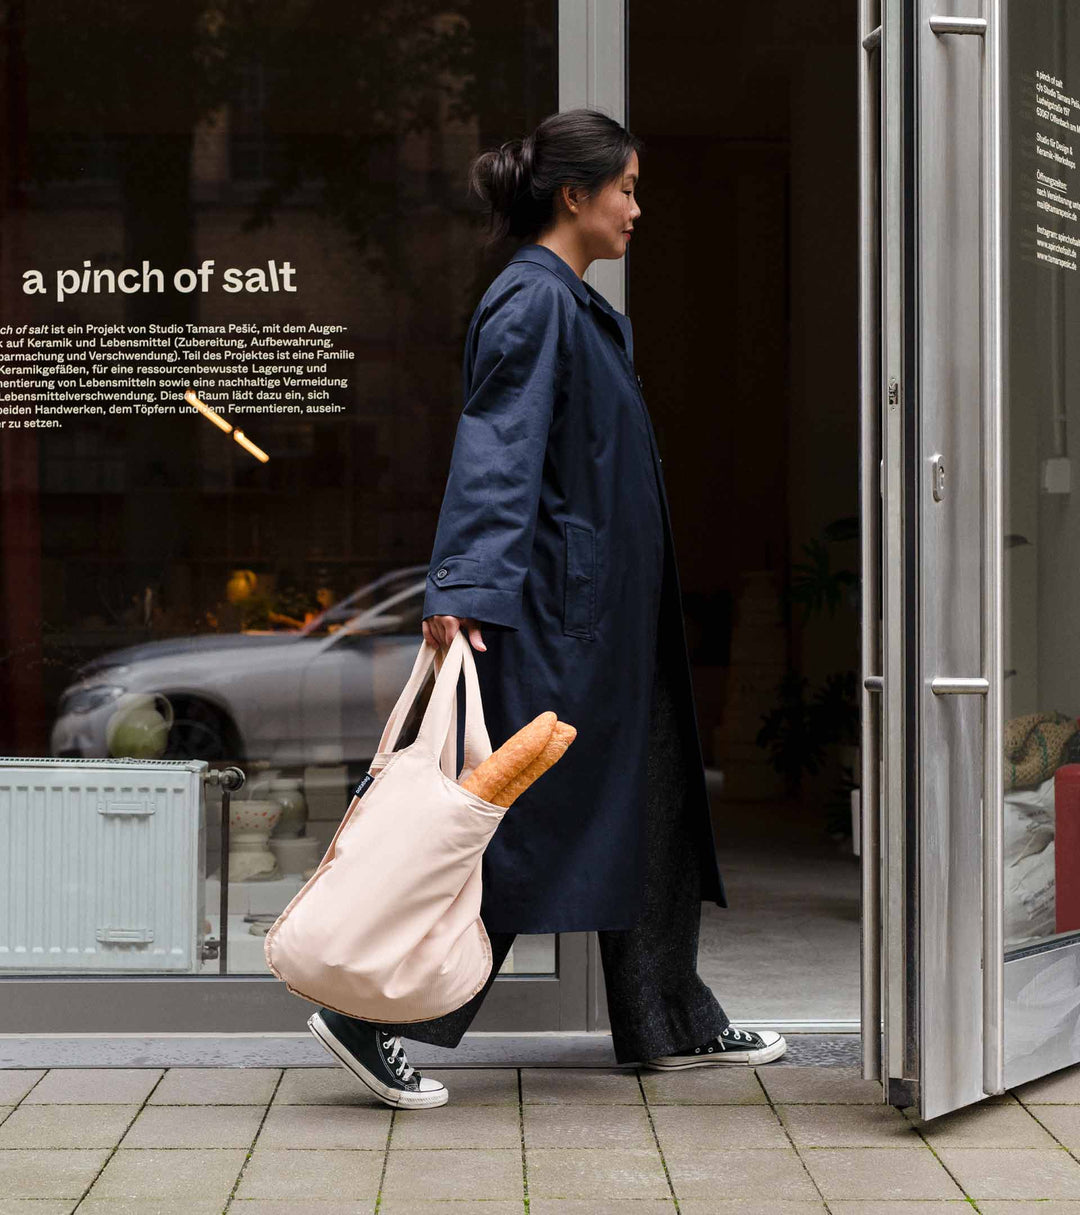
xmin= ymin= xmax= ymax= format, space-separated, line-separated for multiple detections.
xmin=422 ymin=242 xmax=726 ymax=933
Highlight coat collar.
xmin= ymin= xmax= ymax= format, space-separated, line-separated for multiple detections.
xmin=508 ymin=242 xmax=590 ymax=304
xmin=507 ymin=243 xmax=631 ymax=355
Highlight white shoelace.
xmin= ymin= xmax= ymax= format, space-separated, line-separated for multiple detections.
xmin=381 ymin=1035 xmax=415 ymax=1082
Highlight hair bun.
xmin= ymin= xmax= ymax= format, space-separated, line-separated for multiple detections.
xmin=467 ymin=108 xmax=642 ymax=246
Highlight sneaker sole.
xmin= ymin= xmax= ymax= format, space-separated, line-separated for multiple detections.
xmin=644 ymin=1035 xmax=788 ymax=1069
xmin=306 ymin=1012 xmax=449 ymax=1109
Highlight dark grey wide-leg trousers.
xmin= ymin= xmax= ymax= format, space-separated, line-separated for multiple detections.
xmin=347 ymin=639 xmax=730 ymax=1065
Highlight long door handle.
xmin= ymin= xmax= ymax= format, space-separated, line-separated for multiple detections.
xmin=930 ymin=677 xmax=990 ymax=695
xmin=930 ymin=8 xmax=1005 ymax=1098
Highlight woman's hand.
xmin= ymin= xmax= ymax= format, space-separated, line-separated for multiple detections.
xmin=422 ymin=614 xmax=487 ymax=653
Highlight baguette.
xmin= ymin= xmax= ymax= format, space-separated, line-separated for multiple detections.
xmin=460 ymin=711 xmax=557 ymax=802
xmin=491 ymin=720 xmax=577 ymax=808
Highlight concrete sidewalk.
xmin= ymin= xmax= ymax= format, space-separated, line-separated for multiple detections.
xmin=1 ymin=1062 xmax=1080 ymax=1212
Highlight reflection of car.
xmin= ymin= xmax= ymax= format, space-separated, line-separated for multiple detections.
xmin=51 ymin=567 xmax=430 ymax=764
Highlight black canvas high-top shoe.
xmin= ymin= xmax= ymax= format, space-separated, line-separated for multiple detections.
xmin=645 ymin=1025 xmax=787 ymax=1069
xmin=307 ymin=1009 xmax=449 ymax=1108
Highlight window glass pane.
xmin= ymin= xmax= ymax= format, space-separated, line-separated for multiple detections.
xmin=0 ymin=0 xmax=557 ymax=976
xmin=1003 ymin=0 xmax=1080 ymax=956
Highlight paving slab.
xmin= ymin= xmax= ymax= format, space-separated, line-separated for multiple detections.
xmin=234 ymin=1146 xmax=383 ymax=1201
xmin=391 ymin=1101 xmax=520 ymax=1149
xmin=77 ymin=1202 xmax=228 ymax=1214
xmin=524 ymin=1101 xmax=655 ymax=1149
xmin=0 ymin=1102 xmax=139 ymax=1148
xmin=677 ymin=1204 xmax=827 ymax=1215
xmin=977 ymin=1203 xmax=1080 ymax=1213
xmin=521 ymin=1067 xmax=643 ymax=1105
xmin=1027 ymin=1104 xmax=1080 ymax=1152
xmin=649 ymin=1102 xmax=789 ymax=1149
xmin=119 ymin=1102 xmax=265 ymax=1148
xmin=377 ymin=1203 xmax=525 ymax=1215
xmin=23 ymin=1069 xmax=162 ymax=1105
xmin=528 ymin=1202 xmax=675 ymax=1214
xmin=223 ymin=1204 xmax=371 ymax=1215
xmin=85 ymin=1147 xmax=246 ymax=1202
xmin=1015 ymin=1065 xmax=1080 ymax=1103
xmin=640 ymin=1067 xmax=766 ymax=1105
xmin=799 ymin=1146 xmax=964 ymax=1200
xmin=418 ymin=1069 xmax=519 ymax=1105
xmin=0 ymin=1072 xmax=46 ymax=1104
xmin=778 ymin=1103 xmax=920 ymax=1147
xmin=908 ymin=1099 xmax=1059 ymax=1147
xmin=148 ymin=1066 xmax=280 ymax=1105
xmin=256 ymin=1102 xmax=391 ymax=1149
xmin=380 ymin=1147 xmax=523 ymax=1202
xmin=526 ymin=1145 xmax=669 ymax=1199
xmin=0 ymin=1202 xmax=78 ymax=1215
xmin=827 ymin=1204 xmax=973 ymax=1214
xmin=757 ymin=1066 xmax=886 ymax=1104
xmin=272 ymin=1067 xmax=381 ymax=1107
xmin=662 ymin=1145 xmax=821 ymax=1201
xmin=935 ymin=1146 xmax=1080 ymax=1199
xmin=0 ymin=1147 xmax=110 ymax=1199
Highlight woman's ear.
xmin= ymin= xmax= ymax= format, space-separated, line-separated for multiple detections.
xmin=560 ymin=182 xmax=581 ymax=215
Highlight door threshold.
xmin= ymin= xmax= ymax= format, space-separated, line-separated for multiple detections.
xmin=0 ymin=1027 xmax=862 ymax=1069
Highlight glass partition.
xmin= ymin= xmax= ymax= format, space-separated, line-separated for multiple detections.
xmin=1003 ymin=0 xmax=1080 ymax=956
xmin=0 ymin=0 xmax=557 ymax=978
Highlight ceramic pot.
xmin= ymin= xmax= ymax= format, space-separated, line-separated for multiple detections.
xmin=268 ymin=835 xmax=322 ymax=875
xmin=228 ymin=798 xmax=282 ymax=881
xmin=105 ymin=693 xmax=174 ymax=760
xmin=268 ymin=776 xmax=308 ymax=839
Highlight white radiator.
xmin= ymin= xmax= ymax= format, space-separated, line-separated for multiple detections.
xmin=0 ymin=758 xmax=208 ymax=973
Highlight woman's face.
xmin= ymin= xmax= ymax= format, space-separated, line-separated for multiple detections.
xmin=574 ymin=151 xmax=641 ymax=260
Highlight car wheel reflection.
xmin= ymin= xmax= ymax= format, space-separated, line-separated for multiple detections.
xmin=161 ymin=697 xmax=243 ymax=763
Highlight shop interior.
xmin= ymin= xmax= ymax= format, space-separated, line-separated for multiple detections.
xmin=628 ymin=0 xmax=862 ymax=1026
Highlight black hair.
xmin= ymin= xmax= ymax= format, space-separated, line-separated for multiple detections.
xmin=467 ymin=108 xmax=643 ymax=246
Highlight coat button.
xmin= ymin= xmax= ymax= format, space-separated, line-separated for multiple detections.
xmin=436 ymin=568 xmax=448 ymax=579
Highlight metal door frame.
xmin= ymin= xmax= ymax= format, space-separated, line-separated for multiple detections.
xmin=0 ymin=0 xmax=625 ymax=1062
xmin=857 ymin=0 xmax=1080 ymax=1120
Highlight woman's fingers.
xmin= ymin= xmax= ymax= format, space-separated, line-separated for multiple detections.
xmin=422 ymin=615 xmax=485 ymax=652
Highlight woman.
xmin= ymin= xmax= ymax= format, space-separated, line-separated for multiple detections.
xmin=307 ymin=109 xmax=786 ymax=1109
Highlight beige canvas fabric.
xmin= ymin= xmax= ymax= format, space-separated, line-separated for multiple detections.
xmin=264 ymin=630 xmax=507 ymax=1022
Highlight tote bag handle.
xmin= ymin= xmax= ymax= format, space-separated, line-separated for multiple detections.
xmin=416 ymin=631 xmax=492 ymax=775
xmin=374 ymin=632 xmax=492 ymax=776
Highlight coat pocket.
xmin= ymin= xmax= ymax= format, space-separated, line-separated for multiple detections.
xmin=562 ymin=522 xmax=596 ymax=640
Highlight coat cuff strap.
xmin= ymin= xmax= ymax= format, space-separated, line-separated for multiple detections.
xmin=421 ymin=585 xmax=522 ymax=632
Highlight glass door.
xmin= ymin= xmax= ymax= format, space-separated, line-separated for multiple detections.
xmin=862 ymin=0 xmax=1080 ymax=1120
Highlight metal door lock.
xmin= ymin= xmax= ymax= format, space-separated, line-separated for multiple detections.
xmin=931 ymin=454 xmax=946 ymax=502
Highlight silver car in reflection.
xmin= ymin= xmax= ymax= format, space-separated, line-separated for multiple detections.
xmin=50 ymin=566 xmax=429 ymax=764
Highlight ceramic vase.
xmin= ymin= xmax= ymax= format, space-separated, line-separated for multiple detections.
xmin=268 ymin=776 xmax=308 ymax=839
xmin=228 ymin=798 xmax=282 ymax=881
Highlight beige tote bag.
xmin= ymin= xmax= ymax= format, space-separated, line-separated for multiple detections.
xmin=263 ymin=629 xmax=508 ymax=1022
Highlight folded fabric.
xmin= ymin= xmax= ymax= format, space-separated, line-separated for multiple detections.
xmin=1004 ymin=711 xmax=1080 ymax=791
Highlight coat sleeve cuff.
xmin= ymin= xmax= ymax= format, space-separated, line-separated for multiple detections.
xmin=422 ymin=583 xmax=522 ymax=631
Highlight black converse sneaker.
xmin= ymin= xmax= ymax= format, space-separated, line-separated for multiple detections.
xmin=645 ymin=1025 xmax=787 ymax=1069
xmin=307 ymin=1009 xmax=449 ymax=1108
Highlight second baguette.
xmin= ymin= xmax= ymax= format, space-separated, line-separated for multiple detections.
xmin=460 ymin=710 xmax=557 ymax=803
